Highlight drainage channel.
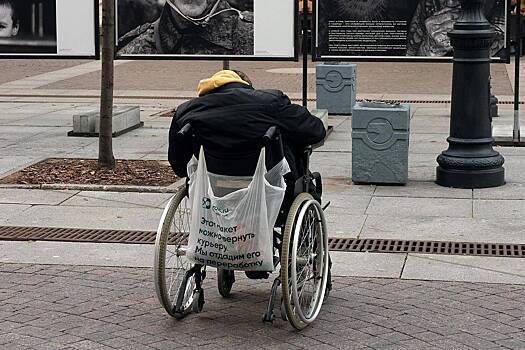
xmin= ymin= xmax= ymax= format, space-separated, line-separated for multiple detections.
xmin=1 ymin=226 xmax=524 ymax=258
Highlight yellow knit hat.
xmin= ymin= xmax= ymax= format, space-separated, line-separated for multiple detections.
xmin=197 ymin=70 xmax=250 ymax=96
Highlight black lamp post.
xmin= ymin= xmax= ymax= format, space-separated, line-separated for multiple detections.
xmin=436 ymin=0 xmax=505 ymax=188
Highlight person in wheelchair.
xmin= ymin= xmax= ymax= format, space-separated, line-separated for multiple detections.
xmin=168 ymin=69 xmax=326 ymax=279
xmin=169 ymin=70 xmax=325 ymax=181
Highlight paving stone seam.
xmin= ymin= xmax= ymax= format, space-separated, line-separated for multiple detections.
xmin=399 ymin=254 xmax=409 ymax=279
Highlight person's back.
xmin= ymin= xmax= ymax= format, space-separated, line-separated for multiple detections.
xmin=168 ymin=70 xmax=326 ymax=181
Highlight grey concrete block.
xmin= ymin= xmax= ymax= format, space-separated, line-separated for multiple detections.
xmin=71 ymin=106 xmax=141 ymax=135
xmin=316 ymin=63 xmax=357 ymax=115
xmin=352 ymin=102 xmax=410 ymax=184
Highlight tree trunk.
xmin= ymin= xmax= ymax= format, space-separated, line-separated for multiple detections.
xmin=98 ymin=0 xmax=115 ymax=169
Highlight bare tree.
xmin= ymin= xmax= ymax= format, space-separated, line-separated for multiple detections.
xmin=98 ymin=0 xmax=115 ymax=169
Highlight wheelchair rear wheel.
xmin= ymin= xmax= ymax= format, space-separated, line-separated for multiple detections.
xmin=154 ymin=188 xmax=195 ymax=318
xmin=281 ymin=193 xmax=329 ymax=330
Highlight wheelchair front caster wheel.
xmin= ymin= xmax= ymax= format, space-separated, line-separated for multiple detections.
xmin=217 ymin=269 xmax=235 ymax=298
xmin=262 ymin=312 xmax=275 ymax=323
xmin=192 ymin=289 xmax=205 ymax=313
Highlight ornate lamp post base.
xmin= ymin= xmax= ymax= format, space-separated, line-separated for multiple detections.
xmin=436 ymin=137 xmax=505 ymax=188
xmin=435 ymin=0 xmax=505 ymax=189
xmin=436 ymin=165 xmax=505 ymax=189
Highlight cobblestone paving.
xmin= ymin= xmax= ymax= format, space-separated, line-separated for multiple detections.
xmin=1 ymin=263 xmax=525 ymax=350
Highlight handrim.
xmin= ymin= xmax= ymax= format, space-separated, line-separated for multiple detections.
xmin=281 ymin=193 xmax=329 ymax=330
xmin=290 ymin=199 xmax=328 ymax=323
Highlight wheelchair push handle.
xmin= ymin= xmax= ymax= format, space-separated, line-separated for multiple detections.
xmin=177 ymin=123 xmax=193 ymax=142
xmin=263 ymin=126 xmax=279 ymax=146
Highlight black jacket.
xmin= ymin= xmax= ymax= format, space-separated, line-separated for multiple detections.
xmin=168 ymin=83 xmax=326 ymax=179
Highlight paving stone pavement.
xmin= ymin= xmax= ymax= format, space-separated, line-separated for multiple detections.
xmin=1 ymin=263 xmax=524 ymax=350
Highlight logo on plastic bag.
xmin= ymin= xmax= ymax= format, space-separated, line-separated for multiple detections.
xmin=212 ymin=205 xmax=230 ymax=216
xmin=202 ymin=196 xmax=231 ymax=216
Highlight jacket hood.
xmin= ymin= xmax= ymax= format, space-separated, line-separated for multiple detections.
xmin=197 ymin=70 xmax=250 ymax=96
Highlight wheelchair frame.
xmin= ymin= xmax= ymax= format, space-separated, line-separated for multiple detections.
xmin=153 ymin=124 xmax=331 ymax=330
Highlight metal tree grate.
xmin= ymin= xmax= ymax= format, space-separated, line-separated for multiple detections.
xmin=1 ymin=226 xmax=524 ymax=257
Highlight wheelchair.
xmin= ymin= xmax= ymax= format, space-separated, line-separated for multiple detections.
xmin=154 ymin=123 xmax=331 ymax=330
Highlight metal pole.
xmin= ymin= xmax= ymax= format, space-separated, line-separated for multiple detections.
xmin=38 ymin=3 xmax=44 ymax=37
xmin=514 ymin=1 xmax=521 ymax=142
xmin=302 ymin=0 xmax=308 ymax=107
xmin=31 ymin=4 xmax=36 ymax=36
xmin=436 ymin=0 xmax=504 ymax=188
xmin=223 ymin=60 xmax=230 ymax=70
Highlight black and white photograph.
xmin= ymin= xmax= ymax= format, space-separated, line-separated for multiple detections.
xmin=0 ymin=0 xmax=98 ymax=57
xmin=315 ymin=0 xmax=509 ymax=61
xmin=0 ymin=0 xmax=57 ymax=54
xmin=117 ymin=0 xmax=255 ymax=57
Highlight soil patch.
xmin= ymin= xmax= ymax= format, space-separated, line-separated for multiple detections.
xmin=0 ymin=158 xmax=178 ymax=187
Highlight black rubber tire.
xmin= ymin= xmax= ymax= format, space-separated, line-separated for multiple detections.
xmin=217 ymin=269 xmax=235 ymax=298
xmin=154 ymin=188 xmax=194 ymax=318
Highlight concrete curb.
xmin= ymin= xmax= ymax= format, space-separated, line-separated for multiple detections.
xmin=0 ymin=177 xmax=186 ymax=193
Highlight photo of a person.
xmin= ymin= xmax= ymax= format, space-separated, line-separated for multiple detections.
xmin=316 ymin=0 xmax=508 ymax=60
xmin=0 ymin=0 xmax=19 ymax=37
xmin=117 ymin=0 xmax=163 ymax=38
xmin=117 ymin=0 xmax=254 ymax=56
xmin=0 ymin=0 xmax=57 ymax=54
xmin=406 ymin=0 xmax=506 ymax=57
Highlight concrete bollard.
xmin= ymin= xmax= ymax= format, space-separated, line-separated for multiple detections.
xmin=352 ymin=101 xmax=410 ymax=185
xmin=316 ymin=63 xmax=357 ymax=115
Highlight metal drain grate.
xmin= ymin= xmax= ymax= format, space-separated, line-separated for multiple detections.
xmin=0 ymin=226 xmax=189 ymax=245
xmin=328 ymin=238 xmax=525 ymax=257
xmin=0 ymin=226 xmax=157 ymax=244
xmin=1 ymin=226 xmax=524 ymax=257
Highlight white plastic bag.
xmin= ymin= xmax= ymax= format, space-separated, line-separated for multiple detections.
xmin=186 ymin=146 xmax=290 ymax=271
